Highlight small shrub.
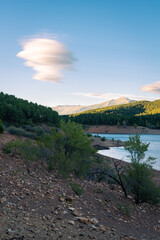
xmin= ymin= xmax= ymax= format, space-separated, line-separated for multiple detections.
xmin=23 ymin=125 xmax=33 ymax=132
xmin=133 ymin=123 xmax=137 ymax=129
xmin=32 ymin=126 xmax=46 ymax=137
xmin=3 ymin=140 xmax=18 ymax=155
xmin=96 ymin=188 xmax=104 ymax=194
xmin=2 ymin=144 xmax=12 ymax=154
xmin=69 ymin=182 xmax=83 ymax=196
xmin=37 ymin=120 xmax=96 ymax=176
xmin=7 ymin=126 xmax=25 ymax=136
xmin=15 ymin=139 xmax=40 ymax=162
xmin=117 ymin=121 xmax=121 ymax=128
xmin=13 ymin=170 xmax=19 ymax=176
xmin=48 ymin=160 xmax=54 ymax=171
xmin=0 ymin=119 xmax=4 ymax=134
xmin=116 ymin=202 xmax=133 ymax=216
xmin=86 ymin=133 xmax=92 ymax=137
xmin=5 ymin=139 xmax=40 ymax=174
xmin=101 ymin=137 xmax=105 ymax=141
xmin=7 ymin=126 xmax=36 ymax=139
xmin=124 ymin=135 xmax=160 ymax=204
xmin=126 ymin=162 xmax=160 ymax=204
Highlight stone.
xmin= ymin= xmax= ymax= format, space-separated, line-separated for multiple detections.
xmin=75 ymin=217 xmax=89 ymax=224
xmin=68 ymin=220 xmax=75 ymax=225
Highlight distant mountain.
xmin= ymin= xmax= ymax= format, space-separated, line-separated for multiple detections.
xmin=52 ymin=97 xmax=135 ymax=115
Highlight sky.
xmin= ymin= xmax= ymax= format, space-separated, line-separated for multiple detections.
xmin=0 ymin=0 xmax=160 ymax=107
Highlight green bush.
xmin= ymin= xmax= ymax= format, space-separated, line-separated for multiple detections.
xmin=116 ymin=201 xmax=133 ymax=216
xmin=124 ymin=135 xmax=160 ymax=204
xmin=133 ymin=123 xmax=137 ymax=129
xmin=101 ymin=137 xmax=105 ymax=141
xmin=0 ymin=119 xmax=4 ymax=133
xmin=2 ymin=144 xmax=12 ymax=154
xmin=126 ymin=162 xmax=160 ymax=204
xmin=23 ymin=125 xmax=49 ymax=137
xmin=37 ymin=120 xmax=96 ymax=176
xmin=7 ymin=126 xmax=36 ymax=139
xmin=5 ymin=139 xmax=39 ymax=161
xmin=86 ymin=133 xmax=92 ymax=137
xmin=69 ymin=182 xmax=83 ymax=196
xmin=32 ymin=126 xmax=46 ymax=137
xmin=5 ymin=121 xmax=95 ymax=177
xmin=23 ymin=125 xmax=34 ymax=132
xmin=5 ymin=139 xmax=40 ymax=174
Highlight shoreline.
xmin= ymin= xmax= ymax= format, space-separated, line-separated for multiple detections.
xmin=85 ymin=125 xmax=160 ymax=135
xmin=97 ymin=152 xmax=160 ymax=181
xmin=91 ymin=136 xmax=124 ymax=150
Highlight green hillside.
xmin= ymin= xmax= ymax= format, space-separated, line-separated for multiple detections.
xmin=0 ymin=92 xmax=59 ymax=126
xmin=66 ymin=100 xmax=160 ymax=128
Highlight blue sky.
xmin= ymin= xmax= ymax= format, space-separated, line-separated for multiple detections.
xmin=0 ymin=0 xmax=160 ymax=107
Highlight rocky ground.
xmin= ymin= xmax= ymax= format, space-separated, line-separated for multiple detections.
xmin=0 ymin=134 xmax=160 ymax=240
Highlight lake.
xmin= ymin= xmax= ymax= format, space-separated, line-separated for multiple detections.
xmin=93 ymin=134 xmax=160 ymax=170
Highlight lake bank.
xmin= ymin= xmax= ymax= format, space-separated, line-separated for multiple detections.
xmin=91 ymin=136 xmax=124 ymax=150
xmin=94 ymin=133 xmax=160 ymax=170
xmin=85 ymin=125 xmax=160 ymax=135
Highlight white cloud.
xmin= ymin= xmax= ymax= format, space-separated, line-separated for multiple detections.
xmin=141 ymin=81 xmax=160 ymax=93
xmin=17 ymin=37 xmax=75 ymax=82
xmin=73 ymin=92 xmax=158 ymax=101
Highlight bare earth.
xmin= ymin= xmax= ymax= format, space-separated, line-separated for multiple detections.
xmin=0 ymin=134 xmax=160 ymax=240
xmin=85 ymin=125 xmax=160 ymax=135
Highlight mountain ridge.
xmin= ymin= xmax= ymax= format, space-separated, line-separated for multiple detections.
xmin=53 ymin=97 xmax=135 ymax=115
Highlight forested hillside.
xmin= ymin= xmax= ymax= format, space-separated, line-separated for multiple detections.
xmin=0 ymin=92 xmax=59 ymax=126
xmin=66 ymin=100 xmax=160 ymax=128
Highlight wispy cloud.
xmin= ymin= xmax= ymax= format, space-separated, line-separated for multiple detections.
xmin=73 ymin=92 xmax=158 ymax=101
xmin=17 ymin=36 xmax=75 ymax=82
xmin=141 ymin=81 xmax=160 ymax=93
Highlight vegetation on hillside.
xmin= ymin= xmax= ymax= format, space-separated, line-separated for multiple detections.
xmin=4 ymin=120 xmax=96 ymax=177
xmin=3 ymin=119 xmax=160 ymax=204
xmin=0 ymin=91 xmax=159 ymax=205
xmin=0 ymin=92 xmax=59 ymax=126
xmin=65 ymin=99 xmax=160 ymax=128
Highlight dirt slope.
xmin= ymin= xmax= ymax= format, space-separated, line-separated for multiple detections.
xmin=0 ymin=134 xmax=160 ymax=240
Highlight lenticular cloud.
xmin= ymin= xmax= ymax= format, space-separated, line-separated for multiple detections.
xmin=17 ymin=38 xmax=75 ymax=82
xmin=141 ymin=81 xmax=160 ymax=93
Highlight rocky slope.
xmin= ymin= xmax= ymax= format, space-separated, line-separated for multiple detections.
xmin=0 ymin=134 xmax=160 ymax=240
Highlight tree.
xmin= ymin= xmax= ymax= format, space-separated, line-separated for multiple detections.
xmin=124 ymin=135 xmax=151 ymax=164
xmin=37 ymin=120 xmax=96 ymax=176
xmin=124 ymin=135 xmax=160 ymax=204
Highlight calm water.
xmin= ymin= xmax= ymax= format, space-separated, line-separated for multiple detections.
xmin=93 ymin=134 xmax=160 ymax=170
